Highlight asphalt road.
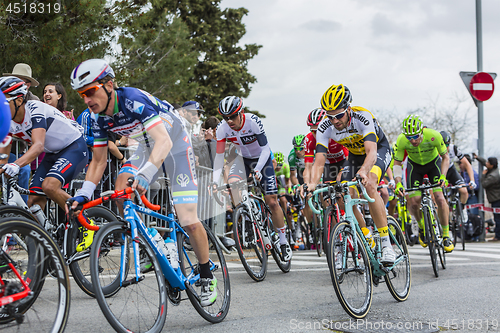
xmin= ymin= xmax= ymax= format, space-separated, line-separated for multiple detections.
xmin=5 ymin=240 xmax=500 ymax=333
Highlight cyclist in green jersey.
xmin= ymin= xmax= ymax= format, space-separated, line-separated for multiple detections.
xmin=393 ymin=115 xmax=454 ymax=252
xmin=289 ymin=135 xmax=306 ymax=186
xmin=274 ymin=152 xmax=294 ymax=235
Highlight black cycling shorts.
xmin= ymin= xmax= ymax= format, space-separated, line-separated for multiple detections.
xmin=340 ymin=140 xmax=391 ymax=183
xmin=406 ymin=155 xmax=443 ymax=197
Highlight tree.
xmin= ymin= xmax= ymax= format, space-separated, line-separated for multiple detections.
xmin=0 ymin=0 xmax=115 ymax=115
xmin=164 ymin=0 xmax=262 ymax=116
xmin=112 ymin=1 xmax=198 ymax=104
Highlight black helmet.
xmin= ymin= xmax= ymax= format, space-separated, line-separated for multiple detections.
xmin=440 ymin=131 xmax=451 ymax=145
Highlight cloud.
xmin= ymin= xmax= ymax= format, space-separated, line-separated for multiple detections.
xmin=300 ymin=19 xmax=341 ymax=33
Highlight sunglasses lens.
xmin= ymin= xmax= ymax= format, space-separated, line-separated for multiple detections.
xmin=295 ymin=147 xmax=304 ymax=151
xmin=406 ymin=134 xmax=419 ymax=140
xmin=78 ymin=85 xmax=101 ymax=98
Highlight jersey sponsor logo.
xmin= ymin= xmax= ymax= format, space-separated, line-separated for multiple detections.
xmin=35 ymin=118 xmax=41 ymax=123
xmin=342 ymin=139 xmax=365 ymax=150
xmin=318 ymin=120 xmax=331 ymax=134
xmin=241 ymin=134 xmax=257 ymax=145
xmin=125 ymin=98 xmax=134 ymax=112
xmin=187 ymin=147 xmax=198 ymax=185
xmin=51 ymin=158 xmax=71 ymax=174
xmin=176 ymin=174 xmax=190 ymax=187
xmin=250 ymin=114 xmax=264 ymax=133
xmin=133 ymin=101 xmax=145 ymax=114
xmin=353 ymin=112 xmax=370 ymax=126
xmin=431 ymin=137 xmax=435 ymax=141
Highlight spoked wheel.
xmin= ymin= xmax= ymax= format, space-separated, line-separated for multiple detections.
xmin=298 ymin=216 xmax=311 ymax=250
xmin=90 ymin=221 xmax=167 ymax=333
xmin=329 ymin=221 xmax=372 ymax=319
xmin=312 ymin=213 xmax=323 ymax=257
xmin=435 ymin=222 xmax=446 ymax=270
xmin=423 ymin=207 xmax=439 ymax=278
xmin=0 ymin=217 xmax=70 ymax=333
xmin=233 ymin=206 xmax=267 ymax=281
xmin=385 ymin=217 xmax=411 ymax=302
xmin=67 ymin=206 xmax=120 ymax=297
xmin=323 ymin=206 xmax=338 ymax=264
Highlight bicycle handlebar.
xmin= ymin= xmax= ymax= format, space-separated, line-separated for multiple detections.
xmin=307 ymin=187 xmax=328 ymax=215
xmin=344 ymin=177 xmax=375 ymax=203
xmin=406 ymin=182 xmax=442 ymax=193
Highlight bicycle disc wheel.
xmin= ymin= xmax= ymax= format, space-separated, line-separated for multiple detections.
xmin=180 ymin=224 xmax=231 ymax=323
xmin=385 ymin=216 xmax=411 ymax=302
xmin=0 ymin=217 xmax=70 ymax=333
xmin=67 ymin=206 xmax=120 ymax=297
xmin=90 ymin=221 xmax=167 ymax=333
xmin=233 ymin=206 xmax=267 ymax=281
xmin=329 ymin=221 xmax=372 ymax=319
xmin=423 ymin=207 xmax=438 ymax=277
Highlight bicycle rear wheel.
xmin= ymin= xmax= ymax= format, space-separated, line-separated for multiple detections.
xmin=0 ymin=217 xmax=70 ymax=333
xmin=385 ymin=217 xmax=411 ymax=302
xmin=435 ymin=220 xmax=446 ymax=269
xmin=312 ymin=213 xmax=323 ymax=257
xmin=233 ymin=206 xmax=267 ymax=281
xmin=90 ymin=221 xmax=167 ymax=333
xmin=180 ymin=223 xmax=231 ymax=323
xmin=67 ymin=206 xmax=120 ymax=297
xmin=329 ymin=221 xmax=372 ymax=319
xmin=423 ymin=206 xmax=439 ymax=277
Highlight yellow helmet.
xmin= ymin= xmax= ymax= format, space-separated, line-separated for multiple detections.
xmin=320 ymin=84 xmax=352 ymax=111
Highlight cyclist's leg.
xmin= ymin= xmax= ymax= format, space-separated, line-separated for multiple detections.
xmin=340 ymin=157 xmax=366 ymax=228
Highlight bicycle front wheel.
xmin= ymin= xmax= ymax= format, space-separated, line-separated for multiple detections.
xmin=385 ymin=216 xmax=411 ymax=302
xmin=233 ymin=206 xmax=267 ymax=281
xmin=90 ymin=221 xmax=167 ymax=333
xmin=0 ymin=217 xmax=70 ymax=333
xmin=180 ymin=223 xmax=231 ymax=323
xmin=323 ymin=205 xmax=338 ymax=264
xmin=423 ymin=206 xmax=439 ymax=277
xmin=312 ymin=213 xmax=323 ymax=257
xmin=67 ymin=206 xmax=120 ymax=297
xmin=329 ymin=221 xmax=372 ymax=319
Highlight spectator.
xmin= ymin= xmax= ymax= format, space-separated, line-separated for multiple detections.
xmin=43 ymin=82 xmax=74 ymax=119
xmin=182 ymin=101 xmax=208 ymax=167
xmin=473 ymin=153 xmax=500 ymax=241
xmin=200 ymin=116 xmax=220 ymax=168
xmin=460 ymin=154 xmax=480 ymax=215
xmin=182 ymin=100 xmax=204 ymax=136
xmin=3 ymin=63 xmax=40 ymax=101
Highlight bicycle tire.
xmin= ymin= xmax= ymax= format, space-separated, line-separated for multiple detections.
xmin=312 ymin=213 xmax=323 ymax=257
xmin=323 ymin=206 xmax=337 ymax=264
xmin=434 ymin=218 xmax=446 ymax=270
xmin=181 ymin=223 xmax=231 ymax=323
xmin=268 ymin=217 xmax=291 ymax=273
xmin=298 ymin=215 xmax=311 ymax=250
xmin=423 ymin=206 xmax=439 ymax=277
xmin=0 ymin=217 xmax=70 ymax=332
xmin=233 ymin=206 xmax=267 ymax=282
xmin=67 ymin=206 xmax=121 ymax=297
xmin=0 ymin=205 xmax=37 ymax=223
xmin=385 ymin=216 xmax=411 ymax=302
xmin=329 ymin=221 xmax=372 ymax=319
xmin=90 ymin=221 xmax=167 ymax=333
xmin=456 ymin=203 xmax=466 ymax=251
xmin=450 ymin=212 xmax=458 ymax=247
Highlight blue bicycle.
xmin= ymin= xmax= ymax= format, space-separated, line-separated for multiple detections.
xmin=84 ymin=185 xmax=230 ymax=333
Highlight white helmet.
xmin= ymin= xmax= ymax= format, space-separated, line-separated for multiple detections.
xmin=70 ymin=59 xmax=115 ymax=90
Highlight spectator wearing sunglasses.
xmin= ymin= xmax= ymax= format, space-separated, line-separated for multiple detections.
xmin=393 ymin=115 xmax=453 ymax=253
xmin=68 ymin=59 xmax=219 ymax=304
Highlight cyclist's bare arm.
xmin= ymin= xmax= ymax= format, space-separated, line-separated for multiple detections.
xmin=9 ymin=128 xmax=45 ymax=168
xmin=290 ymin=169 xmax=299 ymax=186
xmin=308 ymin=152 xmax=326 ymax=190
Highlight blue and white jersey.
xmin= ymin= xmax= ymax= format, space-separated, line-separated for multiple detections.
xmin=9 ymin=100 xmax=82 ymax=154
xmin=93 ymin=87 xmax=186 ymax=149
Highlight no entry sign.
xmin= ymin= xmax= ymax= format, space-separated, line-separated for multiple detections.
xmin=469 ymin=72 xmax=495 ymax=101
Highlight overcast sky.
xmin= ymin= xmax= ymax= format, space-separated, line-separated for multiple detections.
xmin=222 ymin=0 xmax=500 ymax=157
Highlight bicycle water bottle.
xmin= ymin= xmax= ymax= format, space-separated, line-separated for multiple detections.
xmin=148 ymin=228 xmax=169 ymax=257
xmin=361 ymin=227 xmax=376 ymax=250
xmin=164 ymin=238 xmax=179 ymax=269
xmin=30 ymin=204 xmax=51 ymax=229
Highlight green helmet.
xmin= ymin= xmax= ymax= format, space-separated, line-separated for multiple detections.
xmin=402 ymin=115 xmax=423 ymax=136
xmin=292 ymin=134 xmax=306 ymax=147
xmin=275 ymin=152 xmax=285 ymax=164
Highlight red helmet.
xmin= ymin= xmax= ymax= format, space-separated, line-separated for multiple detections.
xmin=307 ymin=108 xmax=326 ymax=126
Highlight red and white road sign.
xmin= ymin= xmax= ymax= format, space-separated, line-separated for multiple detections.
xmin=469 ymin=72 xmax=495 ymax=101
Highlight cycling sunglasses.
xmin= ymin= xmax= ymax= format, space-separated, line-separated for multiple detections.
xmin=294 ymin=146 xmax=305 ymax=152
xmin=277 ymin=163 xmax=283 ymax=168
xmin=223 ymin=112 xmax=240 ymax=121
xmin=327 ymin=109 xmax=348 ymax=121
xmin=406 ymin=134 xmax=420 ymax=140
xmin=77 ymin=83 xmax=103 ymax=98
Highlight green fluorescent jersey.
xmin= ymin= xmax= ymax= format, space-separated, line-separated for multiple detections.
xmin=288 ymin=149 xmax=305 ymax=171
xmin=275 ymin=162 xmax=291 ymax=179
xmin=394 ymin=128 xmax=447 ymax=165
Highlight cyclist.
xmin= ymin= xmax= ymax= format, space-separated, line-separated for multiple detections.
xmin=288 ymin=134 xmax=306 ymax=186
xmin=67 ymin=59 xmax=217 ymax=306
xmin=440 ymin=130 xmax=476 ymax=220
xmin=0 ymin=76 xmax=89 ymax=235
xmin=274 ymin=151 xmax=294 ymax=236
xmin=307 ymin=84 xmax=396 ymax=264
xmin=211 ymin=96 xmax=292 ymax=261
xmin=393 ymin=115 xmax=454 ymax=252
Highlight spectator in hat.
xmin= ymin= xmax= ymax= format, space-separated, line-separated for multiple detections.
xmin=473 ymin=153 xmax=500 ymax=241
xmin=182 ymin=100 xmax=204 ymax=136
xmin=3 ymin=63 xmax=40 ymax=101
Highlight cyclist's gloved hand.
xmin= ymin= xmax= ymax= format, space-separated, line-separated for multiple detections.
xmin=469 ymin=181 xmax=477 ymax=189
xmin=208 ymin=182 xmax=218 ymax=195
xmin=254 ymin=170 xmax=263 ymax=181
xmin=395 ymin=182 xmax=405 ymax=196
xmin=438 ymin=174 xmax=447 ymax=186
xmin=2 ymin=162 xmax=20 ymax=177
xmin=388 ymin=179 xmax=396 ymax=189
xmin=288 ymin=187 xmax=293 ymax=195
xmin=136 ymin=173 xmax=150 ymax=192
